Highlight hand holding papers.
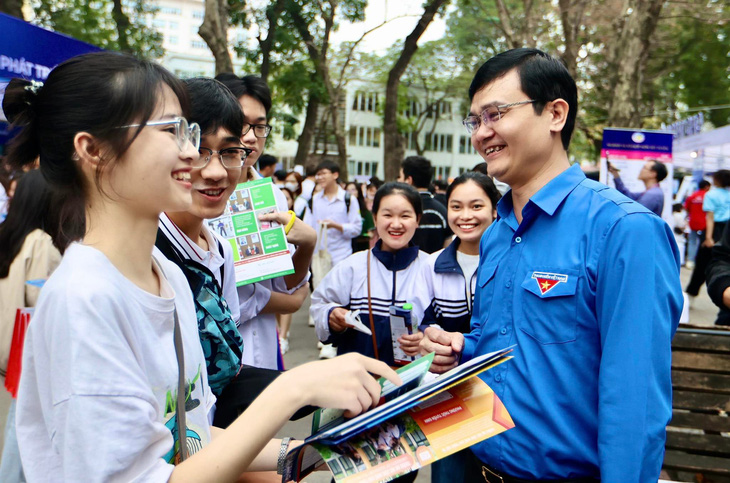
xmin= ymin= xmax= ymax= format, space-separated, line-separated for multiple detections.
xmin=344 ymin=310 xmax=372 ymax=336
xmin=283 ymin=347 xmax=516 ymax=483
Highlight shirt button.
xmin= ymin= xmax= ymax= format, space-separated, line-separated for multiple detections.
xmin=495 ymin=374 xmax=502 ymax=382
xmin=515 ymin=236 xmax=522 ymax=243
xmin=505 ymin=280 xmax=512 ymax=288
xmin=500 ymin=327 xmax=507 ymax=335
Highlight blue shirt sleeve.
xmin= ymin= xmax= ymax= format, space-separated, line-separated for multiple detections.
xmin=593 ymin=213 xmax=682 ymax=482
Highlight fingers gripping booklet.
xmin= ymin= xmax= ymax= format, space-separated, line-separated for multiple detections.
xmin=207 ymin=178 xmax=295 ymax=286
xmin=282 ymin=347 xmax=515 ymax=483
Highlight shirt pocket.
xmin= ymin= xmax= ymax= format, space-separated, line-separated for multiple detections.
xmin=518 ymin=267 xmax=580 ymax=344
xmin=475 ymin=262 xmax=499 ymax=321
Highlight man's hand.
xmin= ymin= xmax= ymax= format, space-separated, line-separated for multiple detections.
xmin=328 ymin=307 xmax=351 ymax=333
xmin=703 ymin=237 xmax=716 ymax=248
xmin=320 ymin=219 xmax=343 ymax=233
xmin=419 ymin=327 xmax=464 ymax=373
xmin=607 ymin=162 xmax=620 ymax=178
xmin=258 ymin=212 xmax=316 ymax=248
xmin=398 ymin=332 xmax=424 ymax=357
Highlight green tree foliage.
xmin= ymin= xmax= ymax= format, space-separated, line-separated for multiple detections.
xmin=31 ymin=0 xmax=163 ymax=59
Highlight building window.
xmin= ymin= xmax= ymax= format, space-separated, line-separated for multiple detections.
xmin=426 ymin=133 xmax=453 ymax=153
xmin=349 ymin=126 xmax=381 ymax=147
xmin=168 ymin=35 xmax=178 ymax=45
xmin=435 ymin=165 xmax=450 ymax=180
xmin=354 ymin=161 xmax=378 ymax=176
xmin=168 ymin=21 xmax=178 ymax=29
xmin=459 ymin=135 xmax=475 ymax=155
xmin=193 ymin=10 xmax=205 ymax=19
xmin=152 ymin=19 xmax=165 ymax=28
xmin=352 ymin=91 xmax=379 ymax=112
xmin=349 ymin=126 xmax=357 ymax=145
xmin=160 ymin=6 xmax=181 ymax=15
xmin=191 ymin=40 xmax=207 ymax=49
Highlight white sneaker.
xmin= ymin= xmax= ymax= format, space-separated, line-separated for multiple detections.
xmin=685 ymin=260 xmax=695 ymax=270
xmin=319 ymin=344 xmax=337 ymax=359
xmin=308 ymin=315 xmax=315 ymax=327
xmin=279 ymin=337 xmax=289 ymax=355
xmin=317 ymin=341 xmax=324 ymax=349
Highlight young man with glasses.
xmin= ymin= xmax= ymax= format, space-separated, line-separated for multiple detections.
xmin=216 ymin=73 xmax=315 ymax=370
xmin=420 ymin=48 xmax=682 ymax=482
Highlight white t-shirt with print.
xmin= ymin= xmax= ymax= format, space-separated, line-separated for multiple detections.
xmin=16 ymin=243 xmax=215 ymax=482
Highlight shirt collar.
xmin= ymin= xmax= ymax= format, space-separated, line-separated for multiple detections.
xmin=372 ymin=240 xmax=420 ymax=271
xmin=159 ymin=213 xmax=224 ymax=265
xmin=434 ymin=238 xmax=462 ymax=274
xmin=496 ymin=164 xmax=585 ymax=220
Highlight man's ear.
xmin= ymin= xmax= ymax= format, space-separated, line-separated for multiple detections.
xmin=73 ymin=131 xmax=104 ymax=172
xmin=406 ymin=176 xmax=414 ymax=186
xmin=547 ymin=98 xmax=569 ymax=135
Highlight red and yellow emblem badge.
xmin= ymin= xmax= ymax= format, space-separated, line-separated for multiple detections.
xmin=531 ymin=271 xmax=569 ymax=295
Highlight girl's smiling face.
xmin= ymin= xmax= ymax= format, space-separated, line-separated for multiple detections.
xmin=447 ymin=179 xmax=496 ymax=244
xmin=374 ymin=193 xmax=419 ymax=253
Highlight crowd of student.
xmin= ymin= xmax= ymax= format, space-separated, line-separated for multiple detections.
xmin=0 ymin=47 xmax=695 ymax=483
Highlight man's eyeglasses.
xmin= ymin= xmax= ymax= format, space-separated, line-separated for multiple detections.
xmin=196 ymin=147 xmax=253 ymax=169
xmin=243 ymin=123 xmax=272 ymax=139
xmin=119 ymin=116 xmax=200 ymax=151
xmin=462 ymin=100 xmax=536 ymax=135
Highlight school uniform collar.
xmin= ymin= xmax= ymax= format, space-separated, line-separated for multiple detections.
xmin=315 ymin=186 xmax=346 ymax=203
xmin=159 ymin=213 xmax=223 ymax=264
xmin=496 ymin=163 xmax=585 ymax=221
xmin=372 ymin=240 xmax=420 ymax=271
xmin=434 ymin=238 xmax=463 ymax=274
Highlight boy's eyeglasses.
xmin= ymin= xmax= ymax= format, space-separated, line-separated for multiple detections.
xmin=242 ymin=123 xmax=272 ymax=138
xmin=196 ymin=147 xmax=253 ymax=169
xmin=119 ymin=116 xmax=201 ymax=151
xmin=462 ymin=100 xmax=536 ymax=135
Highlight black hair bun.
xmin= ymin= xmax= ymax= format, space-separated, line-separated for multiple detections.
xmin=2 ymin=78 xmax=40 ymax=125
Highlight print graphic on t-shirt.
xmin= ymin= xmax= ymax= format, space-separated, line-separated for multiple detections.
xmin=531 ymin=272 xmax=569 ymax=295
xmin=163 ymin=365 xmax=204 ymax=464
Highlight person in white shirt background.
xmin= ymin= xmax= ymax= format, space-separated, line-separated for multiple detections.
xmin=217 ymin=73 xmax=313 ymax=369
xmin=5 ymin=51 xmax=400 ymax=482
xmin=305 ymin=159 xmax=363 ymax=358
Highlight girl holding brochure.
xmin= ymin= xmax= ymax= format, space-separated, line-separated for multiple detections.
xmin=5 ymin=52 xmax=399 ymax=482
xmin=310 ymin=182 xmax=431 ymax=368
xmin=406 ymin=171 xmax=501 ymax=483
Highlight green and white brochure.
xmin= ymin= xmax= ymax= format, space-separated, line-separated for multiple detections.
xmin=207 ymin=178 xmax=295 ymax=286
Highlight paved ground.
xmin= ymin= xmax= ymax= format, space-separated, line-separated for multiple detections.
xmin=0 ymin=266 xmax=721 ymax=479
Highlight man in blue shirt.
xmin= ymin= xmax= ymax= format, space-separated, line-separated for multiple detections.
xmin=420 ymin=48 xmax=682 ymax=482
xmin=608 ymin=159 xmax=667 ymax=216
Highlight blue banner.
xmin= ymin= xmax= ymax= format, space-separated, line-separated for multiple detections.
xmin=1 ymin=13 xmax=102 ymax=149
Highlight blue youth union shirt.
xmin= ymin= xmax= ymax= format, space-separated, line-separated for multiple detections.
xmin=463 ymin=164 xmax=682 ymax=482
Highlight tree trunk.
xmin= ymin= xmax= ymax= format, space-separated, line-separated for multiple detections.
xmin=383 ymin=0 xmax=449 ymax=182
xmin=258 ymin=0 xmax=286 ymax=82
xmin=199 ymin=0 xmax=234 ymax=75
xmin=605 ymin=0 xmax=664 ymax=127
xmin=294 ymin=94 xmax=320 ymax=167
xmin=111 ymin=0 xmax=132 ymax=53
xmin=0 ymin=0 xmax=24 ymax=19
xmin=557 ymin=0 xmax=588 ymax=79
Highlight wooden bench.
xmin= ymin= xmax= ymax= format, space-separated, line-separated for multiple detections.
xmin=663 ymin=325 xmax=730 ymax=482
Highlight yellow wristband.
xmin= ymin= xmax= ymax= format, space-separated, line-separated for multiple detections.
xmin=284 ymin=210 xmax=296 ymax=234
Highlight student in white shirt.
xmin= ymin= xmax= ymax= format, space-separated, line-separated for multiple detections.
xmin=5 ymin=52 xmax=400 ymax=482
xmin=217 ymin=73 xmax=314 ymax=370
xmin=305 ymin=159 xmax=363 ymax=267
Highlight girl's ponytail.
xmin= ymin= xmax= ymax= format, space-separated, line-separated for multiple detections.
xmin=3 ymin=78 xmax=42 ymax=171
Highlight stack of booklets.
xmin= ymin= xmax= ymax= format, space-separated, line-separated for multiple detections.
xmin=282 ymin=347 xmax=515 ymax=482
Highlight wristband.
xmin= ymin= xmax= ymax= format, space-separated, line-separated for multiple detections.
xmin=284 ymin=210 xmax=296 ymax=234
xmin=276 ymin=436 xmax=293 ymax=475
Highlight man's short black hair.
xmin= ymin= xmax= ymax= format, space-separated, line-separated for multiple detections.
xmin=305 ymin=161 xmax=318 ymax=177
xmin=433 ymin=179 xmax=449 ymax=191
xmin=699 ymin=180 xmax=711 ymax=190
xmin=274 ymin=169 xmax=288 ymax=182
xmin=316 ymin=159 xmax=340 ymax=175
xmin=469 ymin=48 xmax=578 ymax=151
xmin=184 ymin=77 xmax=243 ymax=138
xmin=651 ymin=161 xmax=668 ymax=183
xmin=215 ymin=73 xmax=272 ymax=114
xmin=401 ymin=156 xmax=433 ymax=189
xmin=258 ymin=154 xmax=277 ymax=171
